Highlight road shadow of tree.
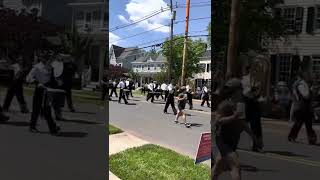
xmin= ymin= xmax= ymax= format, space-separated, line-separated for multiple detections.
xmin=56 ymin=119 xmax=103 ymax=125
xmin=0 ymin=121 xmax=29 ymax=127
xmin=240 ymin=164 xmax=278 ymax=172
xmin=39 ymin=131 xmax=88 ymax=138
xmin=265 ymin=150 xmax=309 ymax=158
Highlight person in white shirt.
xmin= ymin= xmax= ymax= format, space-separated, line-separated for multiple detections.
xmin=161 ymin=82 xmax=168 ymax=101
xmin=2 ymin=54 xmax=29 ymax=113
xmin=26 ymin=50 xmax=61 ymax=135
xmin=288 ymin=72 xmax=317 ymax=145
xmin=201 ymin=84 xmax=210 ymax=107
xmin=146 ymin=81 xmax=155 ymax=102
xmin=163 ymin=81 xmax=177 ymax=115
xmin=118 ymin=79 xmax=128 ymax=104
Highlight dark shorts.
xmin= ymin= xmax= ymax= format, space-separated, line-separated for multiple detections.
xmin=215 ymin=135 xmax=238 ymax=157
xmin=178 ymin=104 xmax=186 ymax=111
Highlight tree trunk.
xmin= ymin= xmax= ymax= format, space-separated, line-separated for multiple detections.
xmin=227 ymin=0 xmax=241 ymax=78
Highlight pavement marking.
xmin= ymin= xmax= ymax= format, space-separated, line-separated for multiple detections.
xmin=239 ymin=149 xmax=320 ymax=167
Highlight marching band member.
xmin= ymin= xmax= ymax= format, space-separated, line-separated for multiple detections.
xmin=109 ymin=80 xmax=118 ymax=98
xmin=163 ymin=81 xmax=177 ymax=115
xmin=118 ymin=78 xmax=128 ymax=104
xmin=161 ymin=82 xmax=168 ymax=101
xmin=186 ymin=85 xmax=193 ymax=110
xmin=26 ymin=51 xmax=61 ymax=135
xmin=201 ymin=83 xmax=210 ymax=107
xmin=146 ymin=81 xmax=155 ymax=103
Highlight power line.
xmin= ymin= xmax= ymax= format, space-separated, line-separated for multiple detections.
xmin=110 ymin=6 xmax=171 ymax=32
xmin=110 ymin=17 xmax=211 ymax=44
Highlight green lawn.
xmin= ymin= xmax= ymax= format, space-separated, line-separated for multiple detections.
xmin=109 ymin=124 xmax=123 ymax=135
xmin=109 ymin=144 xmax=210 ymax=180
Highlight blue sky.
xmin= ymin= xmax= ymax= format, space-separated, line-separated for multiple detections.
xmin=109 ymin=0 xmax=211 ymax=51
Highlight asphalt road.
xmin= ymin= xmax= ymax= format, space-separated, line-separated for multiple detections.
xmin=0 ymin=91 xmax=108 ymax=180
xmin=110 ymin=94 xmax=320 ymax=180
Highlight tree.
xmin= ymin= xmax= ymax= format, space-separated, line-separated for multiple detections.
xmin=212 ymin=0 xmax=286 ymax=78
xmin=128 ymin=69 xmax=140 ymax=82
xmin=161 ymin=36 xmax=207 ymax=84
xmin=108 ymin=64 xmax=128 ymax=80
xmin=153 ymin=71 xmax=167 ymax=83
xmin=59 ymin=30 xmax=93 ymax=75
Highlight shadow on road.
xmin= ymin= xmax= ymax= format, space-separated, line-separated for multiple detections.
xmin=152 ymin=102 xmax=166 ymax=105
xmin=186 ymin=114 xmax=196 ymax=117
xmin=129 ymin=99 xmax=141 ymax=102
xmin=0 ymin=121 xmax=29 ymax=127
xmin=57 ymin=131 xmax=88 ymax=138
xmin=64 ymin=111 xmax=96 ymax=115
xmin=191 ymin=108 xmax=204 ymax=112
xmin=240 ymin=164 xmax=278 ymax=172
xmin=125 ymin=103 xmax=136 ymax=105
xmin=189 ymin=123 xmax=203 ymax=127
xmin=56 ymin=119 xmax=103 ymax=125
xmin=265 ymin=150 xmax=309 ymax=158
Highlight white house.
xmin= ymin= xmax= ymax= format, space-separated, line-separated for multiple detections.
xmin=193 ymin=49 xmax=211 ymax=88
xmin=68 ymin=0 xmax=107 ymax=85
xmin=131 ymin=54 xmax=167 ymax=85
xmin=109 ymin=44 xmax=143 ymax=70
xmin=268 ymin=0 xmax=320 ymax=85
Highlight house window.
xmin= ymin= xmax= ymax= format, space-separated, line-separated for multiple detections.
xmin=278 ymin=55 xmax=291 ymax=82
xmin=199 ymin=64 xmax=206 ymax=73
xmin=147 ymin=65 xmax=150 ymax=70
xmin=142 ymin=65 xmax=144 ymax=69
xmin=86 ymin=12 xmax=92 ymax=23
xmin=206 ymin=64 xmax=210 ymax=72
xmin=316 ymin=6 xmax=320 ymax=30
xmin=282 ymin=7 xmax=304 ymax=33
xmin=312 ymin=56 xmax=320 ymax=84
xmin=76 ymin=11 xmax=84 ymax=21
xmin=93 ymin=10 xmax=101 ymax=21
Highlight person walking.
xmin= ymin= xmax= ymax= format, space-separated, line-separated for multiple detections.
xmin=0 ymin=104 xmax=9 ymax=122
xmin=161 ymin=82 xmax=168 ymax=101
xmin=2 ymin=54 xmax=29 ymax=113
xmin=26 ymin=51 xmax=61 ymax=135
xmin=146 ymin=81 xmax=155 ymax=103
xmin=212 ymin=78 xmax=257 ymax=180
xmin=201 ymin=84 xmax=210 ymax=107
xmin=163 ymin=81 xmax=177 ymax=115
xmin=186 ymin=85 xmax=193 ymax=110
xmin=288 ymin=72 xmax=317 ymax=145
xmin=109 ymin=80 xmax=118 ymax=98
xmin=61 ymin=54 xmax=76 ymax=112
xmin=174 ymin=87 xmax=191 ymax=128
xmin=118 ymin=79 xmax=128 ymax=104
xmin=241 ymin=66 xmax=264 ymax=152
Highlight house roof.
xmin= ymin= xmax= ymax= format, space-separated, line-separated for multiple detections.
xmin=199 ymin=49 xmax=211 ymax=61
xmin=132 ymin=53 xmax=166 ymax=63
xmin=68 ymin=0 xmax=106 ymax=6
xmin=110 ymin=45 xmax=141 ymax=63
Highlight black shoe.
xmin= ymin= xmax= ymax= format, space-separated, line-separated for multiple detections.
xmin=70 ymin=108 xmax=75 ymax=112
xmin=174 ymin=113 xmax=177 ymax=115
xmin=288 ymin=137 xmax=297 ymax=143
xmin=185 ymin=123 xmax=191 ymax=128
xmin=56 ymin=117 xmax=67 ymax=121
xmin=50 ymin=126 xmax=61 ymax=136
xmin=252 ymin=146 xmax=264 ymax=153
xmin=174 ymin=120 xmax=179 ymax=124
xmin=29 ymin=127 xmax=40 ymax=133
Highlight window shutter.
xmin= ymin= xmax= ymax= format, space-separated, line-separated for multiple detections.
xmin=270 ymin=55 xmax=277 ymax=85
xmin=306 ymin=7 xmax=315 ymax=34
xmin=295 ymin=7 xmax=304 ymax=33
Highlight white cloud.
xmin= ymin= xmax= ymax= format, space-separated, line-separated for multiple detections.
xmin=118 ymin=15 xmax=130 ymax=24
xmin=123 ymin=0 xmax=170 ymax=33
xmin=109 ymin=32 xmax=121 ymax=47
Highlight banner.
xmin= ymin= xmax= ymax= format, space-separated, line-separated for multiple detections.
xmin=195 ymin=132 xmax=211 ymax=164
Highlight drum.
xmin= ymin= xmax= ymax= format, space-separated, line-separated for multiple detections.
xmin=46 ymin=88 xmax=66 ymax=107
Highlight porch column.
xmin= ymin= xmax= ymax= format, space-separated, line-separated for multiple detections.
xmin=99 ymin=44 xmax=106 ymax=87
xmin=140 ymin=76 xmax=143 ymax=87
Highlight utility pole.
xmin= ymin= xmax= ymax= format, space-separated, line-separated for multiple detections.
xmin=168 ymin=0 xmax=175 ymax=83
xmin=181 ymin=0 xmax=190 ymax=86
xmin=226 ymin=0 xmax=241 ymax=78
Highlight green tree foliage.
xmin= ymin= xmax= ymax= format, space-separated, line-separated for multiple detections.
xmin=161 ymin=36 xmax=207 ymax=83
xmin=153 ymin=71 xmax=167 ymax=83
xmin=212 ymin=0 xmax=286 ymax=81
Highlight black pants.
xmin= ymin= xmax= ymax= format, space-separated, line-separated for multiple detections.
xmin=164 ymin=91 xmax=169 ymax=101
xmin=118 ymin=89 xmax=128 ymax=104
xmin=110 ymin=88 xmax=118 ymax=97
xmin=201 ymin=94 xmax=210 ymax=107
xmin=3 ymin=82 xmax=27 ymax=110
xmin=30 ymin=87 xmax=58 ymax=132
xmin=289 ymin=106 xmax=317 ymax=143
xmin=187 ymin=93 xmax=193 ymax=109
xmin=164 ymin=95 xmax=177 ymax=114
xmin=146 ymin=92 xmax=154 ymax=102
xmin=65 ymin=88 xmax=74 ymax=110
xmin=245 ymin=98 xmax=263 ymax=148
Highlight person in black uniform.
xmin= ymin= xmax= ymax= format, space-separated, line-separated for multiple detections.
xmin=118 ymin=78 xmax=128 ymax=104
xmin=109 ymin=80 xmax=118 ymax=98
xmin=26 ymin=51 xmax=61 ymax=135
xmin=129 ymin=79 xmax=134 ymax=98
xmin=201 ymin=84 xmax=210 ymax=107
xmin=0 ymin=104 xmax=9 ymax=122
xmin=61 ymin=54 xmax=76 ymax=112
xmin=146 ymin=81 xmax=155 ymax=102
xmin=186 ymin=85 xmax=193 ymax=110
xmin=163 ymin=81 xmax=177 ymax=115
xmin=2 ymin=54 xmax=29 ymax=113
